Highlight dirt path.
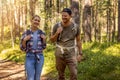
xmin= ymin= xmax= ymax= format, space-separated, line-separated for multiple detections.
xmin=0 ymin=60 xmax=49 ymax=80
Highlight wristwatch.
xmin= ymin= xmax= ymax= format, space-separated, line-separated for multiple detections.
xmin=79 ymin=51 xmax=83 ymax=55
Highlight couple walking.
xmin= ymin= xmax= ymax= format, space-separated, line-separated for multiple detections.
xmin=20 ymin=8 xmax=82 ymax=80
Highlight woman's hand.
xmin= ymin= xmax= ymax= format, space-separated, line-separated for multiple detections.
xmin=40 ymin=34 xmax=46 ymax=43
xmin=40 ymin=34 xmax=46 ymax=40
xmin=23 ymin=35 xmax=31 ymax=42
xmin=22 ymin=35 xmax=31 ymax=48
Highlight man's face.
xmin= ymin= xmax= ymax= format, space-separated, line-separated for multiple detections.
xmin=62 ymin=12 xmax=71 ymax=23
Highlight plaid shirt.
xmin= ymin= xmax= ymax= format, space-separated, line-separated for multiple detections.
xmin=20 ymin=29 xmax=46 ymax=53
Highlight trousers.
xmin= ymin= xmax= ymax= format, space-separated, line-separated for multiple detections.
xmin=25 ymin=52 xmax=44 ymax=80
xmin=55 ymin=48 xmax=78 ymax=80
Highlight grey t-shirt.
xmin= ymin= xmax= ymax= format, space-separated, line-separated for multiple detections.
xmin=52 ymin=22 xmax=80 ymax=47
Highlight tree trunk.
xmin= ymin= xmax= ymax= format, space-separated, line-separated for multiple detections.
xmin=118 ymin=0 xmax=120 ymax=42
xmin=18 ymin=5 xmax=21 ymax=40
xmin=94 ymin=0 xmax=99 ymax=42
xmin=70 ymin=0 xmax=80 ymax=26
xmin=1 ymin=4 xmax=4 ymax=42
xmin=29 ymin=0 xmax=38 ymax=20
xmin=57 ymin=0 xmax=60 ymax=13
xmin=44 ymin=0 xmax=53 ymax=41
xmin=82 ymin=0 xmax=92 ymax=42
xmin=0 ymin=2 xmax=1 ymax=41
xmin=112 ymin=0 xmax=117 ymax=42
xmin=10 ymin=3 xmax=15 ymax=48
xmin=106 ymin=0 xmax=112 ymax=42
xmin=25 ymin=0 xmax=27 ymax=27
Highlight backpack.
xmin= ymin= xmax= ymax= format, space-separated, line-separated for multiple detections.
xmin=57 ymin=22 xmax=77 ymax=40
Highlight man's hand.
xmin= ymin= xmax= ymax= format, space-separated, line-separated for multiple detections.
xmin=77 ymin=54 xmax=82 ymax=63
xmin=50 ymin=26 xmax=63 ymax=42
xmin=56 ymin=27 xmax=63 ymax=34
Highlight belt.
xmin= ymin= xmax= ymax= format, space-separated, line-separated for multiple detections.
xmin=56 ymin=44 xmax=76 ymax=54
xmin=27 ymin=50 xmax=42 ymax=54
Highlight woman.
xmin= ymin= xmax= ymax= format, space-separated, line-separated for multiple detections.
xmin=20 ymin=15 xmax=46 ymax=80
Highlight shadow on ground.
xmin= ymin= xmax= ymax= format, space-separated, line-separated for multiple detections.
xmin=0 ymin=60 xmax=57 ymax=80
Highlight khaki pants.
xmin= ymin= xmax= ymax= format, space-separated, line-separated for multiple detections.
xmin=55 ymin=48 xmax=77 ymax=80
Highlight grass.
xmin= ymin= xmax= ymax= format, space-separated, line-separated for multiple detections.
xmin=78 ymin=42 xmax=120 ymax=80
xmin=0 ymin=42 xmax=120 ymax=80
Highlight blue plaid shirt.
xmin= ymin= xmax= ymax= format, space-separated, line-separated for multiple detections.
xmin=20 ymin=29 xmax=46 ymax=53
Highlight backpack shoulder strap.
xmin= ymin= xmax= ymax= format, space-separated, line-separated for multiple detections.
xmin=26 ymin=29 xmax=31 ymax=35
xmin=72 ymin=22 xmax=77 ymax=31
xmin=58 ymin=22 xmax=61 ymax=27
xmin=38 ymin=29 xmax=45 ymax=35
xmin=57 ymin=22 xmax=62 ymax=40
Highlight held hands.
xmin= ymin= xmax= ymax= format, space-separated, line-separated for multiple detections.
xmin=56 ymin=27 xmax=63 ymax=34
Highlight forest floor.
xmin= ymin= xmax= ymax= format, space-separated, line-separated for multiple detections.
xmin=0 ymin=59 xmax=52 ymax=80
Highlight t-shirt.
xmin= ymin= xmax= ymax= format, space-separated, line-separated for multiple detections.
xmin=52 ymin=22 xmax=80 ymax=47
xmin=32 ymin=30 xmax=38 ymax=49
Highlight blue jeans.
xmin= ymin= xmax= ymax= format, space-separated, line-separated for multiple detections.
xmin=25 ymin=52 xmax=44 ymax=80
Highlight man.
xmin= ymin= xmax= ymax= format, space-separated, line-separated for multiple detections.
xmin=50 ymin=8 xmax=82 ymax=80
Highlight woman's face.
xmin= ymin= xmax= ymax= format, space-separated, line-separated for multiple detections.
xmin=31 ymin=16 xmax=40 ymax=28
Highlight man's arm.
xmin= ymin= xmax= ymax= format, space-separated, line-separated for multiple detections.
xmin=76 ymin=34 xmax=82 ymax=55
xmin=50 ymin=26 xmax=63 ymax=42
xmin=76 ymin=34 xmax=83 ymax=62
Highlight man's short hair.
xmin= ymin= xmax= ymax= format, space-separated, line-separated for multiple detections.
xmin=62 ymin=8 xmax=72 ymax=15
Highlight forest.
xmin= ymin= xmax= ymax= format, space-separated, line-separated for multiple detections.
xmin=0 ymin=0 xmax=120 ymax=80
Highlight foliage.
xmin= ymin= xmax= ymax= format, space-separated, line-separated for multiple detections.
xmin=52 ymin=42 xmax=120 ymax=80
xmin=0 ymin=44 xmax=25 ymax=63
xmin=78 ymin=42 xmax=120 ymax=80
xmin=41 ymin=44 xmax=56 ymax=76
xmin=1 ymin=42 xmax=120 ymax=80
xmin=0 ymin=40 xmax=13 ymax=52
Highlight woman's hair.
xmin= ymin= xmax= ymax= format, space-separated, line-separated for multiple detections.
xmin=62 ymin=8 xmax=72 ymax=15
xmin=32 ymin=15 xmax=41 ymax=20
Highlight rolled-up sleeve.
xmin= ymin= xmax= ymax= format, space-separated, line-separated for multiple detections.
xmin=41 ymin=32 xmax=46 ymax=49
xmin=42 ymin=43 xmax=46 ymax=49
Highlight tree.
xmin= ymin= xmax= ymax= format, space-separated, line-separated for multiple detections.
xmin=0 ymin=0 xmax=6 ymax=42
xmin=0 ymin=0 xmax=119 ymax=43
xmin=29 ymin=0 xmax=38 ymax=20
xmin=118 ymin=0 xmax=120 ymax=42
xmin=106 ymin=0 xmax=112 ymax=42
xmin=112 ymin=0 xmax=117 ymax=42
xmin=44 ymin=0 xmax=53 ymax=41
xmin=70 ymin=0 xmax=80 ymax=26
xmin=82 ymin=0 xmax=92 ymax=42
